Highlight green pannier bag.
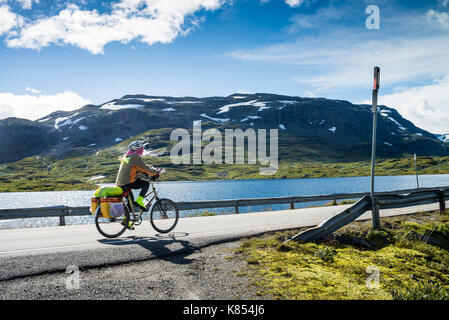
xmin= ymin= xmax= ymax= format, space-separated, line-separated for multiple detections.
xmin=93 ymin=186 xmax=124 ymax=198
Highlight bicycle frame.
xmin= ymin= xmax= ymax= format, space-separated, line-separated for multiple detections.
xmin=143 ymin=180 xmax=160 ymax=203
xmin=124 ymin=179 xmax=159 ymax=219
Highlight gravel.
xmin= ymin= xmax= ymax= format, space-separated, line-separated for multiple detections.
xmin=0 ymin=240 xmax=266 ymax=300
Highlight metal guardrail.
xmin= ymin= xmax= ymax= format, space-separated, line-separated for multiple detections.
xmin=289 ymin=187 xmax=449 ymax=242
xmin=0 ymin=186 xmax=448 ymax=227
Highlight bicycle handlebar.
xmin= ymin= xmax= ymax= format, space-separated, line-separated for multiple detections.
xmin=143 ymin=172 xmax=160 ymax=181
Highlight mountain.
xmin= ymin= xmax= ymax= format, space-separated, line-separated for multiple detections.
xmin=1 ymin=93 xmax=448 ymax=164
xmin=0 ymin=118 xmax=59 ymax=163
xmin=435 ymin=134 xmax=449 ymax=143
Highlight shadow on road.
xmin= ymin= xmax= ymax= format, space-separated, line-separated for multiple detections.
xmin=97 ymin=232 xmax=198 ymax=265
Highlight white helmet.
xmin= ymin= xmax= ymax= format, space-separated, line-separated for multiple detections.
xmin=128 ymin=140 xmax=143 ymax=151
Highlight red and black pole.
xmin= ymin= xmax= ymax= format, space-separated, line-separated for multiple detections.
xmin=370 ymin=66 xmax=381 ymax=229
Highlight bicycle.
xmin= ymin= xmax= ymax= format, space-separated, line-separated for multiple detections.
xmin=94 ymin=174 xmax=179 ymax=238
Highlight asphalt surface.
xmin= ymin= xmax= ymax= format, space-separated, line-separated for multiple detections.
xmin=0 ymin=202 xmax=444 ymax=286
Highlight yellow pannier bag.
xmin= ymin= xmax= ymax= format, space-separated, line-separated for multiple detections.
xmin=90 ymin=197 xmax=100 ymax=215
xmin=100 ymin=197 xmax=123 ymax=218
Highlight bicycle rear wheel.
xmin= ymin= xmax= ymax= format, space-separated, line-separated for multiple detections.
xmin=150 ymin=198 xmax=179 ymax=233
xmin=95 ymin=206 xmax=128 ymax=238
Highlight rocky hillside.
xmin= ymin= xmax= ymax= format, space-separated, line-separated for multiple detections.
xmin=1 ymin=93 xmax=448 ymax=163
xmin=0 ymin=118 xmax=59 ymax=163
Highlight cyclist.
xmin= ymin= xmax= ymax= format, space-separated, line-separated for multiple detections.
xmin=116 ymin=140 xmax=164 ymax=211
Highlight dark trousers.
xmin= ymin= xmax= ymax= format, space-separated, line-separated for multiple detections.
xmin=122 ymin=179 xmax=149 ymax=199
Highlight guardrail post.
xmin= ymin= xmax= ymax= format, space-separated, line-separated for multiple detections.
xmin=290 ymin=201 xmax=295 ymax=210
xmin=235 ymin=206 xmax=239 ymax=214
xmin=59 ymin=215 xmax=66 ymax=226
xmin=372 ymin=197 xmax=381 ymax=230
xmin=439 ymin=190 xmax=446 ymax=214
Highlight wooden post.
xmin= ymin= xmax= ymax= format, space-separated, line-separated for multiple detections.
xmin=235 ymin=206 xmax=239 ymax=214
xmin=59 ymin=215 xmax=66 ymax=226
xmin=290 ymin=202 xmax=295 ymax=209
xmin=439 ymin=190 xmax=445 ymax=214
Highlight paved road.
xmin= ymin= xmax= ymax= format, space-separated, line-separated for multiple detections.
xmin=0 ymin=202 xmax=444 ymax=280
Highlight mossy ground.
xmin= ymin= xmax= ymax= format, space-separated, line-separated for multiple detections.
xmin=235 ymin=210 xmax=449 ymax=300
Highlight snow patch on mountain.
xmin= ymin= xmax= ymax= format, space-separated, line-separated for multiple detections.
xmin=169 ymin=101 xmax=202 ymax=104
xmin=54 ymin=115 xmax=86 ymax=130
xmin=277 ymin=100 xmax=299 ymax=104
xmin=379 ymin=109 xmax=391 ymax=117
xmin=90 ymin=175 xmax=106 ymax=181
xmin=387 ymin=116 xmax=406 ymax=131
xmin=217 ymin=100 xmax=269 ymax=114
xmin=436 ymin=134 xmax=449 ymax=143
xmin=101 ymin=102 xmax=145 ymax=110
xmin=121 ymin=98 xmax=165 ymax=103
xmin=201 ymin=113 xmax=230 ymax=123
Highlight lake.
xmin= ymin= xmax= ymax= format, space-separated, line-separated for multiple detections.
xmin=1 ymin=174 xmax=449 ymax=229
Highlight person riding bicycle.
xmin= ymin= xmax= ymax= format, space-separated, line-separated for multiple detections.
xmin=116 ymin=140 xmax=164 ymax=211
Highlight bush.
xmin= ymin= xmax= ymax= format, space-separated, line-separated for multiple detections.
xmin=366 ymin=230 xmax=392 ymax=248
xmin=314 ymin=247 xmax=337 ymax=263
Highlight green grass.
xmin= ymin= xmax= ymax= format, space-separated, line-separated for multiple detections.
xmin=187 ymin=210 xmax=218 ymax=218
xmin=2 ymin=154 xmax=449 ymax=192
xmin=234 ymin=210 xmax=449 ymax=300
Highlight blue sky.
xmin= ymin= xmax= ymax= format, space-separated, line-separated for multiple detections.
xmin=1 ymin=0 xmax=449 ymax=133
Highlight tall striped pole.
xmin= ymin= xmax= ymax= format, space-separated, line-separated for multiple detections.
xmin=370 ymin=66 xmax=381 ymax=229
xmin=414 ymin=153 xmax=420 ymax=188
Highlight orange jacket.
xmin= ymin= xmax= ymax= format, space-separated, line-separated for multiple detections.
xmin=115 ymin=153 xmax=159 ymax=186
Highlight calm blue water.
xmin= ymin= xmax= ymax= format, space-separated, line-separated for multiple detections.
xmin=1 ymin=174 xmax=449 ymax=229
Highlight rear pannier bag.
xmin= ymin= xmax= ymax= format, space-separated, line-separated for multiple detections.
xmin=99 ymin=197 xmax=124 ymax=218
xmin=90 ymin=197 xmax=100 ymax=215
xmin=91 ymin=186 xmax=124 ymax=217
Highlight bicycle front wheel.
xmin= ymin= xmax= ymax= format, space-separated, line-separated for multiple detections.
xmin=95 ymin=206 xmax=128 ymax=238
xmin=150 ymin=198 xmax=179 ymax=233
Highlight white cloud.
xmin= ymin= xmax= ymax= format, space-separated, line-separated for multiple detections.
xmin=4 ymin=0 xmax=225 ymax=54
xmin=285 ymin=0 xmax=305 ymax=8
xmin=425 ymin=9 xmax=449 ymax=29
xmin=439 ymin=0 xmax=449 ymax=7
xmin=359 ymin=78 xmax=449 ymax=134
xmin=230 ymin=35 xmax=449 ymax=94
xmin=0 ymin=5 xmax=22 ymax=35
xmin=25 ymin=87 xmax=41 ymax=94
xmin=15 ymin=0 xmax=39 ymax=10
xmin=0 ymin=90 xmax=90 ymax=121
